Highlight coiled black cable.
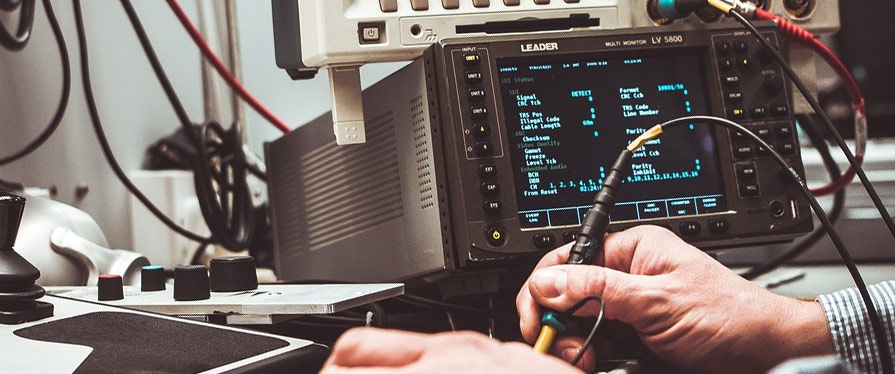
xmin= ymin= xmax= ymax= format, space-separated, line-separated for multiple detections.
xmin=119 ymin=0 xmax=256 ymax=251
xmin=73 ymin=0 xmax=211 ymax=244
xmin=0 ymin=0 xmax=70 ymax=167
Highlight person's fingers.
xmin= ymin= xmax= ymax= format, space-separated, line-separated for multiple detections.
xmin=534 ymin=242 xmax=574 ymax=271
xmin=325 ymin=328 xmax=428 ymax=368
xmin=528 ymin=264 xmax=653 ymax=323
xmin=517 ymin=242 xmax=575 ymax=342
xmin=601 ymin=225 xmax=681 ymax=272
xmin=551 ymin=336 xmax=596 ymax=372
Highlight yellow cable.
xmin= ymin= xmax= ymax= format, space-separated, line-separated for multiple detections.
xmin=533 ymin=325 xmax=557 ymax=354
xmin=707 ymin=0 xmax=734 ymax=13
xmin=627 ymin=124 xmax=663 ymax=152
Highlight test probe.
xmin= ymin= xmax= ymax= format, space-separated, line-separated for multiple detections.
xmin=532 ymin=126 xmax=663 ymax=358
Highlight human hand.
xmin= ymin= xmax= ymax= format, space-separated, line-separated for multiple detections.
xmin=516 ymin=225 xmax=833 ymax=373
xmin=320 ymin=328 xmax=584 ymax=374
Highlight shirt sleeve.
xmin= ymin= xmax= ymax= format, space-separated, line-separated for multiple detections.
xmin=817 ymin=280 xmax=895 ymax=374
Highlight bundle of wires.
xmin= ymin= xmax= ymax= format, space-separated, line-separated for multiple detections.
xmin=706 ymin=0 xmax=868 ymax=198
xmin=0 ymin=0 xmax=70 ymax=167
xmin=73 ymin=0 xmax=265 ymax=252
xmin=691 ymin=2 xmax=893 ymax=372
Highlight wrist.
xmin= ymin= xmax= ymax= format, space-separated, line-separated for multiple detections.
xmin=764 ymin=298 xmax=835 ymax=368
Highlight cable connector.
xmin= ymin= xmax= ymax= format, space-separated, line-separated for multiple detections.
xmin=627 ymin=125 xmax=663 ymax=152
xmin=707 ymin=0 xmax=756 ymax=17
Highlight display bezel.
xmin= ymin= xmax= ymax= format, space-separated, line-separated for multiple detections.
xmin=493 ymin=47 xmax=731 ymax=231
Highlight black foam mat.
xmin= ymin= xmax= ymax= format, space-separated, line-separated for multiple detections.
xmin=14 ymin=311 xmax=291 ymax=373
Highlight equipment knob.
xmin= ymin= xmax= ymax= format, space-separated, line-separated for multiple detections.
xmin=173 ymin=265 xmax=210 ymax=301
xmin=764 ymin=74 xmax=784 ymax=94
xmin=0 ymin=193 xmax=26 ymax=249
xmin=97 ymin=274 xmax=124 ymax=301
xmin=209 ymin=256 xmax=258 ymax=292
xmin=141 ymin=265 xmax=166 ymax=292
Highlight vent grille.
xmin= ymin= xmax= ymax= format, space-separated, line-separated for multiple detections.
xmin=299 ymin=112 xmax=402 ymax=250
xmin=411 ymin=95 xmax=435 ymax=210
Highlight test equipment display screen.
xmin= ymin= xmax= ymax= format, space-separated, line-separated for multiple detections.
xmin=497 ymin=50 xmax=728 ymax=229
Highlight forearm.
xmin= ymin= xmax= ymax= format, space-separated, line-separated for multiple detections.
xmin=817 ymin=280 xmax=895 ymax=374
xmin=761 ymin=297 xmax=835 ymax=369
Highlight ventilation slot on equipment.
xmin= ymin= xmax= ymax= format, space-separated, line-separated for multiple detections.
xmin=299 ymin=112 xmax=402 ymax=250
xmin=411 ymin=95 xmax=435 ymax=210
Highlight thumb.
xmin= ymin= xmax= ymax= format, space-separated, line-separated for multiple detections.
xmin=529 ymin=265 xmax=650 ymax=323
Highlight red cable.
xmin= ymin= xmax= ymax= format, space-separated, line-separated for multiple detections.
xmin=755 ymin=8 xmax=866 ymax=197
xmin=165 ymin=0 xmax=291 ymax=133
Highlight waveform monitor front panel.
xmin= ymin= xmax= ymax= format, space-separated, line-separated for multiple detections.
xmin=497 ymin=51 xmax=727 ymax=230
xmin=432 ymin=23 xmax=813 ymax=270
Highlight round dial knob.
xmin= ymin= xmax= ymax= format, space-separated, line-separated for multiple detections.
xmin=209 ymin=256 xmax=258 ymax=292
xmin=141 ymin=265 xmax=166 ymax=292
xmin=764 ymin=74 xmax=784 ymax=94
xmin=98 ymin=274 xmax=124 ymax=301
xmin=173 ymin=265 xmax=210 ymax=301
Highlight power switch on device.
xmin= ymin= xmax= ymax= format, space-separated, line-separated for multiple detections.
xmin=358 ymin=22 xmax=385 ymax=44
xmin=486 ymin=226 xmax=505 ymax=246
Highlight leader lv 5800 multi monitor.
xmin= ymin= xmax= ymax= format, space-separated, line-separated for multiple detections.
xmin=266 ymin=22 xmax=812 ymax=284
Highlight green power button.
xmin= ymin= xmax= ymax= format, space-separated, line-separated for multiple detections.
xmin=486 ymin=226 xmax=506 ymax=247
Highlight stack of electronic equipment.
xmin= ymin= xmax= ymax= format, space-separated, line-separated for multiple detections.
xmin=266 ymin=0 xmax=834 ymax=290
xmin=267 ymin=1 xmax=893 ymax=371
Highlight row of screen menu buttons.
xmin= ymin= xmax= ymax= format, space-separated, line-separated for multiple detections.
xmin=527 ymin=218 xmax=732 ymax=250
xmin=380 ymin=0 xmax=581 ymax=12
xmin=519 ymin=197 xmax=725 ymax=228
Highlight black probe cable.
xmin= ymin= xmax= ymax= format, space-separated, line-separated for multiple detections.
xmin=119 ymin=0 xmax=257 ymax=252
xmin=742 ymin=114 xmax=845 ymax=280
xmin=0 ymin=0 xmax=70 ymax=167
xmin=729 ymin=12 xmax=894 ymax=370
xmin=540 ymin=115 xmax=889 ymax=370
xmin=728 ymin=10 xmax=895 ymax=251
xmin=72 ymin=0 xmax=211 ymax=244
xmin=0 ymin=0 xmax=33 ymax=51
xmin=663 ymin=116 xmax=893 ymax=374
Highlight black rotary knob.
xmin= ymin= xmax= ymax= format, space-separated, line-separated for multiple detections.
xmin=173 ymin=265 xmax=210 ymax=301
xmin=0 ymin=193 xmax=26 ymax=249
xmin=141 ymin=265 xmax=166 ymax=292
xmin=209 ymin=256 xmax=258 ymax=292
xmin=764 ymin=73 xmax=784 ymax=94
xmin=98 ymin=274 xmax=124 ymax=301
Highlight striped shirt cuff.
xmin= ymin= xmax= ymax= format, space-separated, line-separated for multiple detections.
xmin=817 ymin=280 xmax=895 ymax=374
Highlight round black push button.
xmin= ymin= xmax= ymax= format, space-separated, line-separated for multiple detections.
xmin=474 ymin=142 xmax=494 ymax=157
xmin=708 ymin=219 xmax=730 ymax=234
xmin=483 ymin=200 xmax=502 ymax=214
xmin=472 ymin=124 xmax=490 ymax=138
xmin=679 ymin=221 xmax=701 ymax=236
xmin=478 ymin=164 xmax=496 ymax=177
xmin=485 ymin=226 xmax=506 ymax=247
xmin=733 ymin=40 xmax=749 ymax=54
xmin=715 ymin=41 xmax=731 ymax=55
xmin=480 ymin=182 xmax=500 ymax=196
xmin=533 ymin=234 xmax=556 ymax=249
